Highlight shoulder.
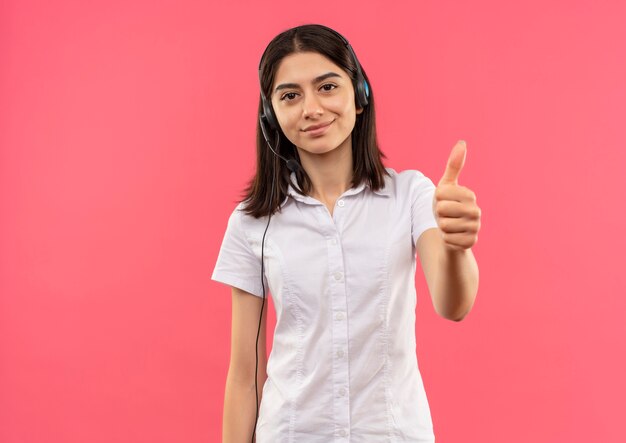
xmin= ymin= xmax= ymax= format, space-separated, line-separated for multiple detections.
xmin=229 ymin=201 xmax=272 ymax=234
xmin=383 ymin=167 xmax=435 ymax=192
xmin=392 ymin=167 xmax=431 ymax=181
xmin=224 ymin=202 xmax=245 ymax=226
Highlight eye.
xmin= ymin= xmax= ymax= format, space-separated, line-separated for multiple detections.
xmin=280 ymin=92 xmax=298 ymax=101
xmin=321 ymin=83 xmax=337 ymax=92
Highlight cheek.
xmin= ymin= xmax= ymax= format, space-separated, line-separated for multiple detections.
xmin=331 ymin=93 xmax=354 ymax=111
xmin=338 ymin=100 xmax=359 ymax=126
xmin=273 ymin=103 xmax=297 ymax=127
xmin=274 ymin=111 xmax=302 ymax=144
xmin=338 ymin=102 xmax=357 ymax=127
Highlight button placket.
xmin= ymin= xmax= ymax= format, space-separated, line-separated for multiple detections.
xmin=326 ymin=220 xmax=350 ymax=438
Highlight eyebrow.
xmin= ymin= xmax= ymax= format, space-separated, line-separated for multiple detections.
xmin=274 ymin=72 xmax=342 ymax=95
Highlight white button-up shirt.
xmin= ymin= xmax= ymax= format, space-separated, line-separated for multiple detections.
xmin=212 ymin=168 xmax=439 ymax=442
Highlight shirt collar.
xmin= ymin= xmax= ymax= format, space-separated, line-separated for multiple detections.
xmin=280 ymin=171 xmax=391 ymax=208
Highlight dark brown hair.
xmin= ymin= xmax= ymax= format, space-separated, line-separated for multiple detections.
xmin=239 ymin=24 xmax=390 ymax=218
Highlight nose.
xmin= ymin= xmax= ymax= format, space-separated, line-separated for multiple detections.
xmin=302 ymin=92 xmax=323 ymax=118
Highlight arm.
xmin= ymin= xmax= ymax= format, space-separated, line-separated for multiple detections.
xmin=223 ymin=287 xmax=268 ymax=443
xmin=418 ymin=140 xmax=481 ymax=321
xmin=416 ymin=228 xmax=479 ymax=321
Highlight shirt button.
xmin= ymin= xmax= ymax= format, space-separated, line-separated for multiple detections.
xmin=337 ymin=349 xmax=344 ymax=358
xmin=337 ymin=199 xmax=345 ymax=207
xmin=331 ymin=238 xmax=337 ymax=245
xmin=338 ymin=387 xmax=346 ymax=396
xmin=335 ymin=312 xmax=345 ymax=320
xmin=339 ymin=429 xmax=347 ymax=437
xmin=334 ymin=271 xmax=343 ymax=281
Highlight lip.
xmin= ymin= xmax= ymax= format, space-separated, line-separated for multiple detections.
xmin=302 ymin=120 xmax=334 ymax=136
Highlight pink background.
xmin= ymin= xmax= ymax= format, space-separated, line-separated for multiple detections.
xmin=1 ymin=1 xmax=625 ymax=442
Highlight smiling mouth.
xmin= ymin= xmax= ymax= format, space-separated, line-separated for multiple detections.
xmin=303 ymin=120 xmax=334 ymax=136
xmin=303 ymin=120 xmax=334 ymax=132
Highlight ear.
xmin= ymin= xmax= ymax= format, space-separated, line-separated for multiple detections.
xmin=356 ymin=107 xmax=364 ymax=115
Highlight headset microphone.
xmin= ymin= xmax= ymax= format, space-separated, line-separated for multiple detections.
xmin=258 ymin=115 xmax=301 ymax=173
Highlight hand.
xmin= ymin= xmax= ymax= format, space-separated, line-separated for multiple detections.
xmin=432 ymin=140 xmax=482 ymax=252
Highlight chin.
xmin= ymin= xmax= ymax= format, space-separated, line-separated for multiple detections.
xmin=300 ymin=144 xmax=340 ymax=156
xmin=298 ymin=137 xmax=347 ymax=154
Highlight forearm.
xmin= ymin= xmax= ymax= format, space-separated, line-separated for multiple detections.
xmin=223 ymin=371 xmax=267 ymax=443
xmin=432 ymin=247 xmax=479 ymax=321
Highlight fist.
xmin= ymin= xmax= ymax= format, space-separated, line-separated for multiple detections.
xmin=432 ymin=140 xmax=482 ymax=251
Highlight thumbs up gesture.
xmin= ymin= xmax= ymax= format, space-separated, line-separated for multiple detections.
xmin=432 ymin=140 xmax=482 ymax=252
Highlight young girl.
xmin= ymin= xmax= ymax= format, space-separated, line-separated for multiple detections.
xmin=212 ymin=24 xmax=480 ymax=443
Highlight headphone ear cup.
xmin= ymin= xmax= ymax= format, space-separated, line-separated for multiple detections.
xmin=355 ymin=76 xmax=369 ymax=109
xmin=262 ymin=97 xmax=279 ymax=132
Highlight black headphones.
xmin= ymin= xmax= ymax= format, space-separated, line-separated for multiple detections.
xmin=251 ymin=25 xmax=369 ymax=443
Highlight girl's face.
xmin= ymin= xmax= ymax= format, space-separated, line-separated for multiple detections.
xmin=270 ymin=51 xmax=363 ymax=157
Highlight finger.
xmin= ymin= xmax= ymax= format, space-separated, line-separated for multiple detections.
xmin=438 ymin=140 xmax=467 ymax=186
xmin=434 ymin=200 xmax=469 ymax=218
xmin=434 ymin=184 xmax=476 ymax=203
xmin=437 ymin=217 xmax=479 ymax=233
xmin=441 ymin=231 xmax=477 ymax=248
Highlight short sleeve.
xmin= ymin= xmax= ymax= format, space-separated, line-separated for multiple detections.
xmin=211 ymin=205 xmax=268 ymax=298
xmin=410 ymin=170 xmax=439 ymax=246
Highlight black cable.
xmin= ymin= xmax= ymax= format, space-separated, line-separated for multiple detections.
xmin=251 ymin=136 xmax=278 ymax=443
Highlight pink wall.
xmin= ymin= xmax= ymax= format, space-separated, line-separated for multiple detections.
xmin=1 ymin=1 xmax=625 ymax=442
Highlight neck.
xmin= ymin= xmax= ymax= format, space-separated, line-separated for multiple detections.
xmin=296 ymin=138 xmax=353 ymax=202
